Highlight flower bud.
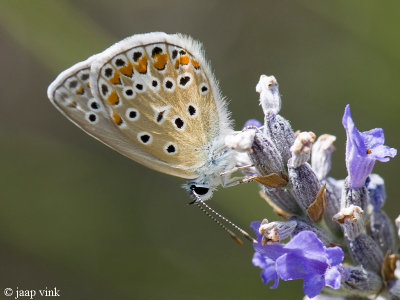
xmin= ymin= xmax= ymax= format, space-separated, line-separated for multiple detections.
xmin=289 ymin=131 xmax=316 ymax=168
xmin=289 ymin=215 xmax=333 ymax=246
xmin=366 ymin=173 xmax=386 ymax=211
xmin=260 ymin=185 xmax=302 ymax=216
xmin=341 ymin=177 xmax=369 ymax=212
xmin=258 ymin=218 xmax=297 ymax=245
xmin=323 ymin=178 xmax=342 ymax=234
xmin=311 ymin=134 xmax=336 ymax=180
xmin=325 ymin=177 xmax=344 ymax=201
xmin=288 ymin=162 xmax=322 ymax=212
xmin=333 ymin=205 xmax=364 ymax=240
xmin=225 ymin=129 xmax=256 ymax=153
xmin=256 ymin=75 xmax=281 ymax=114
xmin=388 ymin=279 xmax=400 ymax=299
xmin=243 ymin=118 xmax=262 ymax=129
xmin=339 ymin=265 xmax=383 ymax=297
xmin=370 ymin=210 xmax=395 ymax=254
xmin=347 ymin=234 xmax=384 ymax=274
xmin=248 ymin=130 xmax=284 ymax=176
xmin=396 ymin=215 xmax=400 ymax=240
xmin=263 ymin=112 xmax=295 ymax=165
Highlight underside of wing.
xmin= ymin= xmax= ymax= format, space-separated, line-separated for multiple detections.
xmin=47 ymin=54 xmax=197 ymax=179
xmin=90 ymin=32 xmax=233 ymax=176
xmin=48 ymin=32 xmax=233 ymax=180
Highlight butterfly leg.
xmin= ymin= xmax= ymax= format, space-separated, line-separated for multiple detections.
xmin=219 ymin=164 xmax=254 ymax=176
xmin=221 ymin=175 xmax=253 ymax=188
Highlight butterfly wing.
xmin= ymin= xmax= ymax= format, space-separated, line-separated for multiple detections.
xmin=48 ymin=32 xmax=232 ymax=179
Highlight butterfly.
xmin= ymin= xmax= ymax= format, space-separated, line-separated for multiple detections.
xmin=47 ymin=32 xmax=237 ymax=202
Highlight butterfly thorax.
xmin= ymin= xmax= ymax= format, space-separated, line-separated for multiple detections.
xmin=184 ymin=136 xmax=235 ymax=200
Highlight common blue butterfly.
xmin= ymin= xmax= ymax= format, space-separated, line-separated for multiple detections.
xmin=47 ymin=32 xmax=236 ymax=201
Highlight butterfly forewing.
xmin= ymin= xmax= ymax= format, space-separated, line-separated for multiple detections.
xmin=47 ymin=56 xmax=194 ymax=179
xmin=91 ymin=33 xmax=224 ymax=177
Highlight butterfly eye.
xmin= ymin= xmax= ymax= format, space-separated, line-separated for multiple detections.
xmin=190 ymin=185 xmax=210 ymax=196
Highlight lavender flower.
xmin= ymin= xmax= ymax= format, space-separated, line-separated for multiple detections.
xmin=366 ymin=174 xmax=386 ymax=211
xmin=244 ymin=76 xmax=398 ymax=299
xmin=342 ymin=104 xmax=397 ymax=188
xmin=243 ymin=118 xmax=262 ymax=128
xmin=251 ymin=221 xmax=344 ymax=298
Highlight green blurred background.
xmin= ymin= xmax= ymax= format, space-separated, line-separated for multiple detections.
xmin=1 ymin=1 xmax=399 ymax=299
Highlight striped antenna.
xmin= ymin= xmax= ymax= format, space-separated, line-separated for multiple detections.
xmin=191 ymin=190 xmax=257 ymax=245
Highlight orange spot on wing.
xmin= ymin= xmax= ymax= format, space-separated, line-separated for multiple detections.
xmin=119 ymin=62 xmax=133 ymax=77
xmin=181 ymin=55 xmax=189 ymax=64
xmin=112 ymin=112 xmax=122 ymax=126
xmin=109 ymin=72 xmax=121 ymax=85
xmin=191 ymin=58 xmax=200 ymax=69
xmin=67 ymin=101 xmax=77 ymax=108
xmin=174 ymin=55 xmax=190 ymax=69
xmin=107 ymin=91 xmax=119 ymax=106
xmin=76 ymin=87 xmax=84 ymax=95
xmin=153 ymin=53 xmax=168 ymax=70
xmin=134 ymin=55 xmax=148 ymax=74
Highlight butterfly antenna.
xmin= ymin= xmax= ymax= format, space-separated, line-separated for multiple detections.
xmin=191 ymin=192 xmax=257 ymax=244
xmin=195 ymin=201 xmax=244 ymax=245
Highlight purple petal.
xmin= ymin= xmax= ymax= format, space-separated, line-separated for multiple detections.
xmin=284 ymin=231 xmax=326 ymax=262
xmin=252 ymin=252 xmax=268 ymax=269
xmin=276 ymin=253 xmax=307 ymax=280
xmin=370 ymin=144 xmax=397 ymax=161
xmin=366 ymin=174 xmax=386 ymax=210
xmin=243 ymin=119 xmax=262 ymax=129
xmin=346 ymin=154 xmax=375 ymax=188
xmin=325 ymin=267 xmax=342 ymax=289
xmin=342 ymin=104 xmax=397 ymax=188
xmin=276 ymin=252 xmax=327 ymax=280
xmin=252 ymin=251 xmax=280 ymax=288
xmin=361 ymin=128 xmax=385 ymax=148
xmin=251 ymin=222 xmax=287 ymax=260
xmin=325 ymin=246 xmax=344 ymax=267
xmin=254 ymin=242 xmax=286 ymax=261
xmin=302 ymin=274 xmax=325 ymax=298
xmin=342 ymin=105 xmax=367 ymax=154
xmin=250 ymin=221 xmax=261 ymax=236
xmin=260 ymin=261 xmax=279 ymax=288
